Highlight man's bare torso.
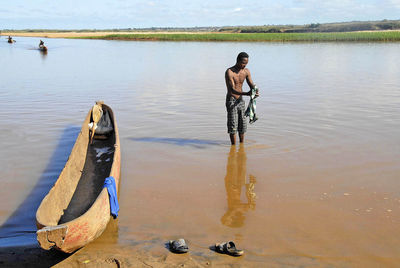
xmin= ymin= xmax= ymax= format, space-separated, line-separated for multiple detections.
xmin=225 ymin=67 xmax=249 ymax=99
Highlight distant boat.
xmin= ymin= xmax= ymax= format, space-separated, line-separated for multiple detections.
xmin=36 ymin=103 xmax=121 ymax=253
xmin=39 ymin=45 xmax=47 ymax=52
xmin=8 ymin=39 xmax=15 ymax=43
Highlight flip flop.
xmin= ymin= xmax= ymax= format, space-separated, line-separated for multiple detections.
xmin=169 ymin=238 xmax=188 ymax=254
xmin=215 ymin=241 xmax=244 ymax=257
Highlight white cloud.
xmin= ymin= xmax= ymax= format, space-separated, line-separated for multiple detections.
xmin=389 ymin=0 xmax=400 ymax=8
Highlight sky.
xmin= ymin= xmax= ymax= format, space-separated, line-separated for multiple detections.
xmin=1 ymin=0 xmax=400 ymax=29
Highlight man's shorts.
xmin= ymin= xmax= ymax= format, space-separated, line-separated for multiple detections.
xmin=226 ymin=95 xmax=247 ymax=134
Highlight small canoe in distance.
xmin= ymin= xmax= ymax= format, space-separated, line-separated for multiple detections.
xmin=36 ymin=103 xmax=121 ymax=253
xmin=39 ymin=45 xmax=47 ymax=52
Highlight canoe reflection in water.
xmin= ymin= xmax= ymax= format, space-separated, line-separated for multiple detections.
xmin=221 ymin=144 xmax=256 ymax=228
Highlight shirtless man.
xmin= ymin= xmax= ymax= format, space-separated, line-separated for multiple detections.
xmin=225 ymin=52 xmax=259 ymax=145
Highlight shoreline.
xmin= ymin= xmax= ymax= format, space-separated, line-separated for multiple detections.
xmin=0 ymin=31 xmax=211 ymax=38
xmin=2 ymin=30 xmax=400 ymax=42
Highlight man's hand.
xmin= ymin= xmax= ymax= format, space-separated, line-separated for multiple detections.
xmin=247 ymin=88 xmax=260 ymax=97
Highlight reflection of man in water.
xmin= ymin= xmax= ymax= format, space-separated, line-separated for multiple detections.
xmin=221 ymin=144 xmax=256 ymax=228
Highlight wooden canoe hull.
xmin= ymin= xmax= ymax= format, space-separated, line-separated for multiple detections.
xmin=36 ymin=104 xmax=120 ymax=253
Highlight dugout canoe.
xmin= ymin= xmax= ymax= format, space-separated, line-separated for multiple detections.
xmin=36 ymin=103 xmax=120 ymax=253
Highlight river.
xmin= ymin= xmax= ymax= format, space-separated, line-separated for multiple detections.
xmin=0 ymin=36 xmax=399 ymax=267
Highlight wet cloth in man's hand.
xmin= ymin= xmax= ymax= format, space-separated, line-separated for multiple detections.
xmin=245 ymin=86 xmax=258 ymax=124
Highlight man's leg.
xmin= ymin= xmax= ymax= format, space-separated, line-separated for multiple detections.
xmin=239 ymin=133 xmax=244 ymax=143
xmin=230 ymin=134 xmax=236 ymax=145
xmin=238 ymin=99 xmax=247 ymax=144
xmin=227 ymin=97 xmax=238 ymax=145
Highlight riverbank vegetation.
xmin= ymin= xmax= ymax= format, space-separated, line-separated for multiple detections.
xmin=77 ymin=31 xmax=400 ymax=42
xmin=220 ymin=19 xmax=400 ymax=33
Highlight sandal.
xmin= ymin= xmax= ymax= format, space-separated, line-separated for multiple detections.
xmin=169 ymin=238 xmax=188 ymax=254
xmin=215 ymin=241 xmax=244 ymax=256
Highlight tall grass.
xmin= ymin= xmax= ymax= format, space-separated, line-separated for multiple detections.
xmin=77 ymin=32 xmax=400 ymax=42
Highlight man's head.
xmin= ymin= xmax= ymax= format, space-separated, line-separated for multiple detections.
xmin=236 ymin=52 xmax=249 ymax=69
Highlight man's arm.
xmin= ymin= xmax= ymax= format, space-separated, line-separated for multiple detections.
xmin=245 ymin=69 xmax=255 ymax=89
xmin=225 ymin=69 xmax=250 ymax=96
xmin=246 ymin=69 xmax=259 ymax=97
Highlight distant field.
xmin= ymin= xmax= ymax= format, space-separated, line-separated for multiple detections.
xmin=2 ymin=31 xmax=400 ymax=42
xmin=77 ymin=31 xmax=400 ymax=42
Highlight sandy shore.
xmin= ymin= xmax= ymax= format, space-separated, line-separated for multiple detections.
xmin=0 ymin=241 xmax=260 ymax=268
xmin=1 ymin=29 xmax=399 ymax=39
xmin=0 ymin=244 xmax=220 ymax=268
xmin=0 ymin=31 xmax=207 ymax=38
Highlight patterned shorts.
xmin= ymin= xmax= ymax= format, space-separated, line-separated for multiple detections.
xmin=226 ymin=95 xmax=247 ymax=134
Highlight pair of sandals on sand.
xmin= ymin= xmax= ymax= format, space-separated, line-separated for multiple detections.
xmin=169 ymin=239 xmax=244 ymax=257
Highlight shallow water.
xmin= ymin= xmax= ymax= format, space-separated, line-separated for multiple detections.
xmin=0 ymin=36 xmax=399 ymax=266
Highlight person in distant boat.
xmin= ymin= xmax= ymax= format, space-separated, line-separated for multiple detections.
xmin=225 ymin=52 xmax=259 ymax=145
xmin=8 ymin=36 xmax=12 ymax=42
xmin=39 ymin=40 xmax=44 ymax=47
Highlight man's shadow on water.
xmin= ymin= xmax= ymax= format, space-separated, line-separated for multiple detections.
xmin=221 ymin=144 xmax=257 ymax=228
xmin=129 ymin=137 xmax=226 ymax=149
xmin=0 ymin=126 xmax=80 ymax=267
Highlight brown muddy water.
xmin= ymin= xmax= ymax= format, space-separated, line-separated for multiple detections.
xmin=0 ymin=37 xmax=399 ymax=267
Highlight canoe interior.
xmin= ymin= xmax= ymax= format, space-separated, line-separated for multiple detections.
xmin=58 ymin=128 xmax=115 ymax=224
xmin=36 ymin=104 xmax=116 ymax=226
